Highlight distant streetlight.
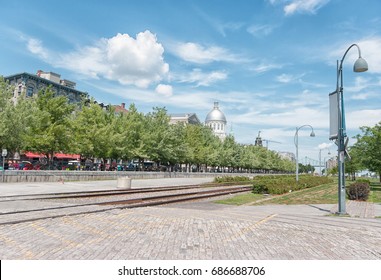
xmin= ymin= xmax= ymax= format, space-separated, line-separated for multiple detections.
xmin=323 ymin=156 xmax=332 ymax=175
xmin=319 ymin=148 xmax=331 ymax=175
xmin=333 ymin=44 xmax=368 ymax=214
xmin=294 ymin=125 xmax=315 ymax=182
xmin=2 ymin=148 xmax=7 ymax=182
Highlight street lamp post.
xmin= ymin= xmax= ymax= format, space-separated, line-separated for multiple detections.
xmin=323 ymin=156 xmax=332 ymax=175
xmin=294 ymin=125 xmax=315 ymax=182
xmin=2 ymin=149 xmax=7 ymax=183
xmin=335 ymin=44 xmax=368 ymax=214
xmin=319 ymin=148 xmax=331 ymax=175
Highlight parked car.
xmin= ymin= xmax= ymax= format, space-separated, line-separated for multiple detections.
xmin=67 ymin=160 xmax=81 ymax=170
xmin=0 ymin=160 xmax=9 ymax=170
xmin=19 ymin=161 xmax=33 ymax=170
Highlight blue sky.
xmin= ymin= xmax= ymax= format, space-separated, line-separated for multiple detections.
xmin=1 ymin=0 xmax=381 ymax=163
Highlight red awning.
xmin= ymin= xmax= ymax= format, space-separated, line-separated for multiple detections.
xmin=24 ymin=152 xmax=80 ymax=160
xmin=24 ymin=152 xmax=44 ymax=158
xmin=54 ymin=153 xmax=80 ymax=160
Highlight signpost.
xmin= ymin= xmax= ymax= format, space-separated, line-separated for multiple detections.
xmin=2 ymin=148 xmax=7 ymax=182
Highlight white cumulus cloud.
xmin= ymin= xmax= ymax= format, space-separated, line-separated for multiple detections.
xmin=177 ymin=68 xmax=227 ymax=87
xmin=276 ymin=73 xmax=306 ymax=84
xmin=276 ymin=73 xmax=294 ymax=83
xmin=25 ymin=31 xmax=169 ymax=88
xmin=103 ymin=32 xmax=169 ymax=87
xmin=318 ymin=142 xmax=333 ymax=150
xmin=26 ymin=38 xmax=51 ymax=61
xmin=171 ymin=42 xmax=243 ymax=64
xmin=155 ymin=84 xmax=173 ymax=97
xmin=346 ymin=109 xmax=381 ymax=130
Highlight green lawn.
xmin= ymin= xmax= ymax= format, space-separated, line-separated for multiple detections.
xmin=215 ymin=192 xmax=264 ymax=205
xmin=370 ymin=183 xmax=381 ymax=203
xmin=216 ymin=180 xmax=381 ymax=206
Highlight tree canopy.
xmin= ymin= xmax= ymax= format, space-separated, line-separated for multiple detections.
xmin=22 ymin=87 xmax=75 ymax=166
xmin=352 ymin=122 xmax=381 ymax=181
xmin=0 ymin=77 xmax=294 ymax=173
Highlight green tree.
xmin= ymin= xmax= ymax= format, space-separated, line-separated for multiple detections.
xmin=183 ymin=124 xmax=200 ymax=170
xmin=0 ymin=77 xmax=36 ymax=158
xmin=123 ymin=104 xmax=148 ymax=162
xmin=353 ymin=122 xmax=381 ymax=182
xmin=202 ymin=127 xmax=221 ymax=170
xmin=256 ymin=146 xmax=271 ymax=172
xmin=345 ymin=144 xmax=364 ymax=181
xmin=144 ymin=107 xmax=171 ymax=166
xmin=23 ymin=87 xmax=75 ymax=167
xmin=220 ymin=135 xmax=239 ymax=172
xmin=6 ymin=95 xmax=36 ymax=156
xmin=73 ymin=99 xmax=105 ymax=159
xmin=0 ymin=77 xmax=14 ymax=152
xmin=182 ymin=124 xmax=218 ymax=171
xmin=298 ymin=163 xmax=315 ymax=174
xmin=162 ymin=123 xmax=188 ymax=169
xmin=240 ymin=145 xmax=260 ymax=172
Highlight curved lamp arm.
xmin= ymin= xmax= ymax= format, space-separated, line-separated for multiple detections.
xmin=337 ymin=44 xmax=368 ymax=90
xmin=338 ymin=44 xmax=368 ymax=72
xmin=294 ymin=124 xmax=315 ymax=147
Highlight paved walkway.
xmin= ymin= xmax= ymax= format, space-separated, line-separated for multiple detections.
xmin=331 ymin=200 xmax=379 ymax=218
xmin=0 ymin=177 xmax=215 ymax=196
xmin=0 ymin=179 xmax=380 ymax=260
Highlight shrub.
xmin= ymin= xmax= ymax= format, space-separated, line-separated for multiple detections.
xmin=252 ymin=183 xmax=268 ymax=194
xmin=252 ymin=175 xmax=332 ymax=195
xmin=347 ymin=182 xmax=370 ymax=201
xmin=355 ymin=178 xmax=371 ymax=185
xmin=214 ymin=176 xmax=250 ymax=183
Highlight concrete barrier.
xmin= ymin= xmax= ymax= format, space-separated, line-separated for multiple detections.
xmin=117 ymin=177 xmax=132 ymax=189
xmin=0 ymin=170 xmax=255 ymax=183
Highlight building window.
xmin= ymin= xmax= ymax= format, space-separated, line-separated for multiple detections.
xmin=27 ymin=86 xmax=34 ymax=97
xmin=217 ymin=123 xmax=220 ymax=130
xmin=67 ymin=92 xmax=75 ymax=103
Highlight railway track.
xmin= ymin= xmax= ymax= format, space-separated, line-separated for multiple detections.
xmin=0 ymin=184 xmax=207 ymax=201
xmin=0 ymin=185 xmax=251 ymax=225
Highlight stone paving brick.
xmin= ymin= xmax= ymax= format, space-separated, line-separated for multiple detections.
xmin=330 ymin=200 xmax=375 ymax=218
xmin=0 ymin=200 xmax=381 ymax=260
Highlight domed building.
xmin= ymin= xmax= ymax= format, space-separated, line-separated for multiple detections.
xmin=205 ymin=102 xmax=227 ymax=140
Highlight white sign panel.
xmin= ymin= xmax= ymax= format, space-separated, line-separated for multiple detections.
xmin=329 ymin=91 xmax=338 ymax=140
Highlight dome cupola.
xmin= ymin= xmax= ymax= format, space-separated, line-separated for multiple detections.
xmin=205 ymin=102 xmax=226 ymax=123
xmin=205 ymin=102 xmax=227 ymax=140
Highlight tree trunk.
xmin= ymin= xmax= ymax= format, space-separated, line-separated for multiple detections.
xmin=48 ymin=151 xmax=54 ymax=170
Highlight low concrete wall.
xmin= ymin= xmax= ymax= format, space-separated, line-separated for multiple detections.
xmin=0 ymin=170 xmax=248 ymax=183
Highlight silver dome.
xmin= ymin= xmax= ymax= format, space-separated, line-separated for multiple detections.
xmin=205 ymin=102 xmax=226 ymax=123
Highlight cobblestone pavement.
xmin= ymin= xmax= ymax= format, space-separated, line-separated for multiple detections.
xmin=0 ymin=199 xmax=380 ymax=260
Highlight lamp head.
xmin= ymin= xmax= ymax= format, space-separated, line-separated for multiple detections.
xmin=310 ymin=131 xmax=315 ymax=137
xmin=354 ymin=57 xmax=368 ymax=72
